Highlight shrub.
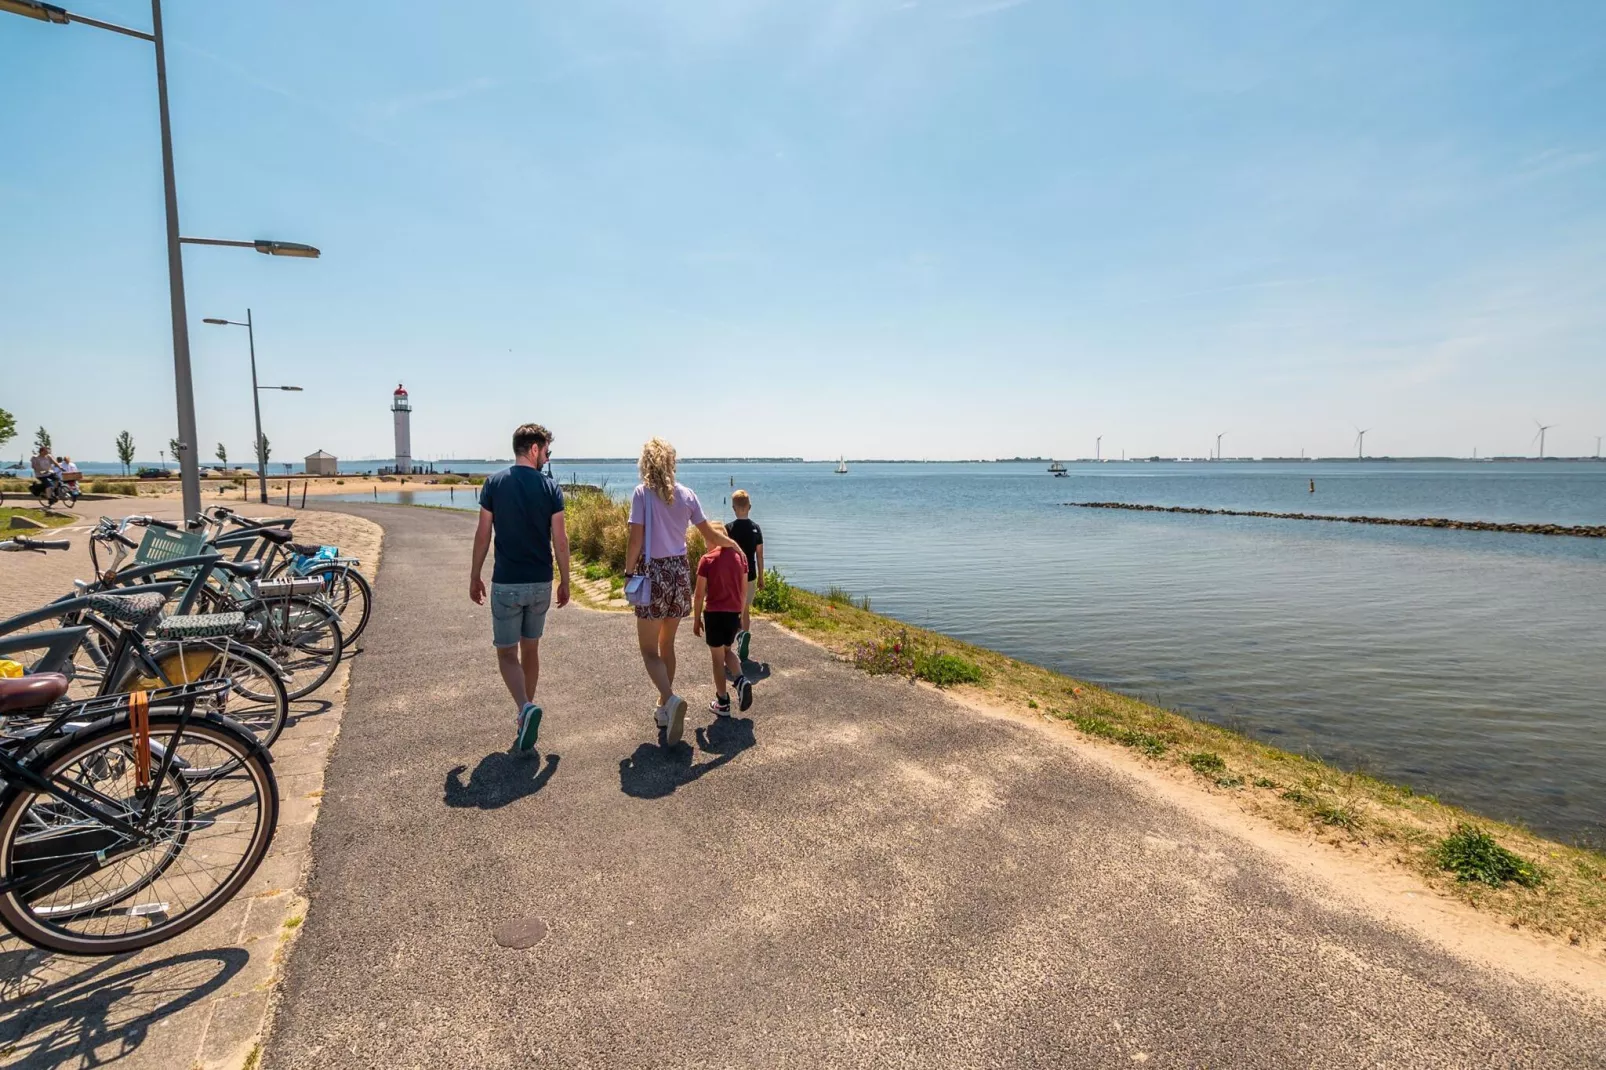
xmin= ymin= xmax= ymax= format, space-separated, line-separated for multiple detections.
xmin=913 ymin=651 xmax=984 ymax=688
xmin=583 ymin=561 xmax=613 ymax=581
xmin=752 ymin=568 xmax=798 ymax=614
xmin=825 ymin=585 xmax=872 ymax=611
xmin=439 ymin=474 xmax=464 ymax=485
xmin=1434 ymin=825 xmax=1544 ymax=887
xmin=87 ymin=480 xmax=138 ymax=496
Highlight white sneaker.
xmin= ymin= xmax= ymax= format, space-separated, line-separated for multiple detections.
xmin=663 ymin=694 xmax=687 ymax=748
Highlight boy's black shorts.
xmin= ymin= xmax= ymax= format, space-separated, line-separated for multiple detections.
xmin=702 ymin=611 xmax=741 ymax=649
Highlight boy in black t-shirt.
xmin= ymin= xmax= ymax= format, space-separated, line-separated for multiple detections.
xmin=726 ymin=489 xmax=764 ymax=661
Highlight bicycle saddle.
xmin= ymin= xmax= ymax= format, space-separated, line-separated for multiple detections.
xmin=84 ymin=590 xmax=168 ymax=626
xmin=216 ymin=560 xmax=263 ymax=578
xmin=257 ymin=528 xmax=293 ymax=545
xmin=0 ymin=673 xmax=68 ymax=715
xmin=287 ymin=541 xmax=324 ymax=557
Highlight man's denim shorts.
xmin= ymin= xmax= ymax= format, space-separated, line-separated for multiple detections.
xmin=491 ymin=581 xmax=552 ymax=647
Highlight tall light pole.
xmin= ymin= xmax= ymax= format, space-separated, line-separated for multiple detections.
xmin=204 ymin=311 xmax=302 ymax=504
xmin=2 ymin=0 xmax=319 ymax=522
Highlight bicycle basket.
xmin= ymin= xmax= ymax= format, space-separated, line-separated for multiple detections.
xmin=135 ymin=524 xmax=208 ymax=565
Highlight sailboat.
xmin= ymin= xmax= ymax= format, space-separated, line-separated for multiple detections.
xmin=835 ymin=456 xmax=848 ymax=475
xmin=1048 ymin=460 xmax=1067 ymax=475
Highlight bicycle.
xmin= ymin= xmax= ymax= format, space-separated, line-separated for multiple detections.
xmin=0 ymin=673 xmax=278 ymax=956
xmin=81 ymin=517 xmax=344 ymax=701
xmin=2 ymin=535 xmax=290 ymax=751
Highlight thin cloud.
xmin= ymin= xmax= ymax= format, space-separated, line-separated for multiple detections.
xmin=380 ymin=77 xmax=497 ymax=121
xmin=949 ymin=0 xmax=1033 ymax=19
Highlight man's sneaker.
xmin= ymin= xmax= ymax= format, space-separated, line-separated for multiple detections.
xmin=709 ymin=694 xmax=732 ymax=717
xmin=736 ymin=630 xmax=751 ymax=661
xmin=735 ymin=675 xmax=753 ymax=713
xmin=515 ymin=702 xmax=542 ymax=753
xmin=663 ymin=694 xmax=687 ymax=747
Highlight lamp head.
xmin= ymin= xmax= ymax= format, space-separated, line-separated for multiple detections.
xmin=0 ymin=1 xmax=71 ymax=24
xmin=203 ymin=318 xmax=230 ymax=325
xmin=252 ymin=240 xmax=320 ymax=258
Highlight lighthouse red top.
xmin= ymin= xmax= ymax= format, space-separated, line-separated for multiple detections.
xmin=394 ymin=384 xmax=407 ymax=395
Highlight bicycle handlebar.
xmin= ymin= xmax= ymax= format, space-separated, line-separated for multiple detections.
xmin=0 ymin=537 xmax=71 ymax=553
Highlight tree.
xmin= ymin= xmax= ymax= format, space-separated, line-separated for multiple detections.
xmin=0 ymin=408 xmax=16 ymax=452
xmin=115 ymin=431 xmax=136 ymax=475
xmin=169 ymin=437 xmax=182 ymax=461
xmin=256 ymin=433 xmax=271 ymax=467
xmin=34 ymin=426 xmax=51 ymax=454
xmin=216 ymin=443 xmax=228 ymax=467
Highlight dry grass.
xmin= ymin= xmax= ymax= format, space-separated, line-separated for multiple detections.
xmin=752 ymin=580 xmax=1606 ymax=951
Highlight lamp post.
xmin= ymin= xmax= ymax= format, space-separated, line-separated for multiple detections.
xmin=203 ymin=311 xmax=302 ymax=504
xmin=2 ymin=0 xmax=319 ymax=522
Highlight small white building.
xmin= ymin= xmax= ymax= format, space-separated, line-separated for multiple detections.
xmin=304 ymin=450 xmax=338 ymax=476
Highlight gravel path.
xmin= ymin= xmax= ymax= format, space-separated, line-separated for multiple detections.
xmin=265 ymin=502 xmax=1606 ymax=1070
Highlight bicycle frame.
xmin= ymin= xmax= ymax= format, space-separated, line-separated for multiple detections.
xmin=0 ymin=680 xmax=229 ymax=896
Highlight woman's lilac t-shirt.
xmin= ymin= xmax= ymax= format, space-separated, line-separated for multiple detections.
xmin=630 ymin=483 xmax=706 ymax=560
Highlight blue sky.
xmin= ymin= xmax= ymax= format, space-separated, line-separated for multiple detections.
xmin=3 ymin=0 xmax=1604 ymax=462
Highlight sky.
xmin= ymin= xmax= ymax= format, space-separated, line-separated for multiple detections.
xmin=2 ymin=0 xmax=1604 ymax=463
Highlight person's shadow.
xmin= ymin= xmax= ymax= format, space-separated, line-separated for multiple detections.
xmin=617 ymin=717 xmax=756 ymax=800
xmin=443 ymin=751 xmax=560 ymax=809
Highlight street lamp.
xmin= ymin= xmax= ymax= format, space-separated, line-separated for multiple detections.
xmin=202 ymin=311 xmax=303 ymax=504
xmin=3 ymin=0 xmax=319 ymax=523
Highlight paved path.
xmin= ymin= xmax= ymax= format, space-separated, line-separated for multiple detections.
xmin=266 ymin=503 xmax=1606 ymax=1070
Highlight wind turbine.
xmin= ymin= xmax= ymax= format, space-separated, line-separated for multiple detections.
xmin=1215 ymin=432 xmax=1226 ymax=460
xmin=1354 ymin=427 xmax=1370 ymax=459
xmin=1095 ymin=435 xmax=1102 ymax=462
xmin=1532 ymin=420 xmax=1554 ymax=459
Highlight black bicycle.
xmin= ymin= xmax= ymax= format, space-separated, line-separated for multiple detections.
xmin=0 ymin=537 xmax=278 ymax=955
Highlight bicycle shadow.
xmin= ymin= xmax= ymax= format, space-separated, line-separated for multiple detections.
xmin=617 ymin=717 xmax=755 ymax=800
xmin=733 ymin=659 xmax=771 ymax=683
xmin=0 ymin=946 xmax=247 ymax=1069
xmin=443 ymin=751 xmax=561 ymax=810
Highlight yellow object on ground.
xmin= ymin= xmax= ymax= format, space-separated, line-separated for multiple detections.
xmin=0 ymin=659 xmax=23 ymax=678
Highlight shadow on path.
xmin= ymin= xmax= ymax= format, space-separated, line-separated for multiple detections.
xmin=443 ymin=752 xmax=561 ymax=810
xmin=618 ymin=717 xmax=756 ymax=799
xmin=0 ymin=947 xmax=247 ymax=1069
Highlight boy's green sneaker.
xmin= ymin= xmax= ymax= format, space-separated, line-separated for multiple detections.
xmin=515 ymin=702 xmax=542 ymax=754
xmin=737 ymin=630 xmax=751 ymax=661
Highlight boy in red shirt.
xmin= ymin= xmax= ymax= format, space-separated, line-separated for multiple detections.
xmin=692 ymin=521 xmax=754 ymax=716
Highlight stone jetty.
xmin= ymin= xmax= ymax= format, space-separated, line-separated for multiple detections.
xmin=1065 ymin=502 xmax=1606 ymax=539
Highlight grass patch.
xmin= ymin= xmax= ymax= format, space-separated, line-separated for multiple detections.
xmin=1215 ymin=775 xmax=1245 ymax=788
xmin=0 ymin=507 xmax=75 ymax=529
xmin=850 ymin=630 xmax=986 ymax=689
xmin=583 ymin=561 xmax=615 ymax=582
xmin=1434 ymin=825 xmax=1544 ymax=887
xmin=1070 ymin=712 xmax=1168 ymax=758
xmin=825 ymin=584 xmax=872 ymax=611
xmin=1186 ymin=751 xmax=1226 ymax=775
xmin=86 ymin=480 xmax=138 ymax=495
xmin=913 ymin=650 xmax=985 ymax=688
xmin=283 ymin=913 xmax=305 ymax=929
xmin=1314 ymin=802 xmax=1360 ymax=829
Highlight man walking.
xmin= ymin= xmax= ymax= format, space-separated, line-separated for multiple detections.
xmin=470 ymin=423 xmax=570 ymax=753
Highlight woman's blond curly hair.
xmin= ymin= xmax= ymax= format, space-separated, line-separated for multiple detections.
xmin=639 ymin=437 xmax=678 ymax=504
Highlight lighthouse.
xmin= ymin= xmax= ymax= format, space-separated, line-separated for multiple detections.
xmin=391 ymin=384 xmax=413 ymax=474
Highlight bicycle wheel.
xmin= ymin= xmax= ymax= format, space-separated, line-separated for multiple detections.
xmin=249 ymin=595 xmax=343 ymax=700
xmin=0 ymin=712 xmax=278 ymax=956
xmin=122 ymin=641 xmax=291 ymax=754
xmin=305 ymin=565 xmax=372 ymax=644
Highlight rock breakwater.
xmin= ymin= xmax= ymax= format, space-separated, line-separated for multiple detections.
xmin=1065 ymin=502 xmax=1606 ymax=539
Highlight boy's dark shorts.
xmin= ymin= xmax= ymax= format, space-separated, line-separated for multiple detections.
xmin=702 ymin=611 xmax=741 ymax=649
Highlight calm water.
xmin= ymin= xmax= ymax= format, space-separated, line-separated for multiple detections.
xmin=337 ymin=461 xmax=1606 ymax=843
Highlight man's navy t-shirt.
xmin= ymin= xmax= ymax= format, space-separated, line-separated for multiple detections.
xmin=479 ymin=465 xmax=565 ymax=584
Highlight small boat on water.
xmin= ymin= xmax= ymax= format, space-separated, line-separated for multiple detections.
xmin=835 ymin=456 xmax=848 ymax=475
xmin=1048 ymin=460 xmax=1066 ymax=474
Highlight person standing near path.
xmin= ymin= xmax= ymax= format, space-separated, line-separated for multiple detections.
xmin=626 ymin=437 xmax=738 ymax=748
xmin=470 ymin=423 xmax=571 ymax=754
xmin=726 ymin=489 xmax=764 ymax=661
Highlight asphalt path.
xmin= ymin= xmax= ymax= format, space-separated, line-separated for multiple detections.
xmin=266 ymin=502 xmax=1606 ymax=1069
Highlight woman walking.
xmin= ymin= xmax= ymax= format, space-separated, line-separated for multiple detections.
xmin=627 ymin=438 xmax=738 ymax=747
